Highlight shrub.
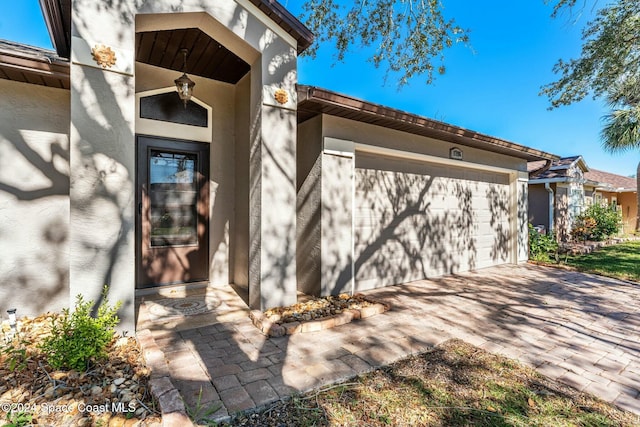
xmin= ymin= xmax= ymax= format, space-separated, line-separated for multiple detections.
xmin=529 ymin=223 xmax=558 ymax=262
xmin=571 ymin=203 xmax=622 ymax=242
xmin=39 ymin=287 xmax=121 ymax=371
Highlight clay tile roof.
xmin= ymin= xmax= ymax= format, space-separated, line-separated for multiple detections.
xmin=584 ymin=169 xmax=637 ymax=191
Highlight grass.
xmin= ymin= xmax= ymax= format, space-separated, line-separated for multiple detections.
xmin=223 ymin=339 xmax=639 ymax=426
xmin=560 ymin=240 xmax=640 ymax=282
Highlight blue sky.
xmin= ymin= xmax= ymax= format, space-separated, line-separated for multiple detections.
xmin=1 ymin=0 xmax=637 ymax=176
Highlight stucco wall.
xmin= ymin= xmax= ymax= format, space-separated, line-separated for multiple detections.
xmin=528 ymin=184 xmax=551 ymax=231
xmin=0 ymin=79 xmax=70 ymax=317
xmin=233 ymin=73 xmax=251 ymax=291
xmin=600 ymin=191 xmax=638 ymax=234
xmin=296 ymin=116 xmax=323 ymax=295
xmin=321 ymin=115 xmax=526 ymax=172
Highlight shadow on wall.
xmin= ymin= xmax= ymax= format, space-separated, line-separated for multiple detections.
xmin=323 ymin=157 xmax=516 ymax=296
xmin=487 ymin=185 xmax=511 ymax=262
xmin=0 ymin=105 xmax=70 ymax=316
xmin=353 ymin=166 xmax=479 ymax=292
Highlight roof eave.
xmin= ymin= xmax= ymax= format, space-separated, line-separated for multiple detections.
xmin=0 ymin=42 xmax=70 ymax=89
xmin=233 ymin=0 xmax=316 ymax=54
xmin=38 ymin=0 xmax=71 ymax=59
xmin=298 ymin=85 xmax=558 ymax=162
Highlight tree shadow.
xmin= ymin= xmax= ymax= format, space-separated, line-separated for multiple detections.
xmin=0 ymin=83 xmax=70 ymax=316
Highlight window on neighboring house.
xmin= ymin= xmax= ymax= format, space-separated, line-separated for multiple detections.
xmin=571 ymin=187 xmax=585 ymax=217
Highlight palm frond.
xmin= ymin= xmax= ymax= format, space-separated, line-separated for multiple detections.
xmin=601 ymin=106 xmax=640 ymax=153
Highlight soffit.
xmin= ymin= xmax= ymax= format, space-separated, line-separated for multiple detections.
xmin=0 ymin=40 xmax=70 ymax=89
xmin=298 ymin=85 xmax=558 ymax=162
xmin=135 ymin=28 xmax=250 ymax=84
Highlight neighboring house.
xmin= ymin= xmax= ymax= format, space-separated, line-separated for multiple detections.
xmin=0 ymin=0 xmax=556 ymax=332
xmin=584 ymin=169 xmax=638 ymax=234
xmin=528 ymin=156 xmax=638 ymax=241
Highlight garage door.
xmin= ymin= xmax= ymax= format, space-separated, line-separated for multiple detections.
xmin=354 ymin=152 xmax=512 ymax=291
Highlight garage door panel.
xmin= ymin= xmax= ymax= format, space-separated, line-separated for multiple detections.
xmin=354 ymin=154 xmax=513 ymax=291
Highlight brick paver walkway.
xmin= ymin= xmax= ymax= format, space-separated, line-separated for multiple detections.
xmin=138 ymin=264 xmax=640 ymax=421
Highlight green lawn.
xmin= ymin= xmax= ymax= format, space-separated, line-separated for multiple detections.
xmin=561 ymin=240 xmax=640 ymax=282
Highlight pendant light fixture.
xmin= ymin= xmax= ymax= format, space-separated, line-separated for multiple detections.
xmin=174 ymin=48 xmax=195 ymax=107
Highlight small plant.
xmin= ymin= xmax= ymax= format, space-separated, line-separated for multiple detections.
xmin=529 ymin=223 xmax=558 ymax=262
xmin=571 ymin=204 xmax=622 ymax=242
xmin=4 ymin=410 xmax=32 ymax=427
xmin=0 ymin=338 xmax=32 ymax=372
xmin=39 ymin=286 xmax=122 ymax=371
xmin=185 ymin=387 xmax=221 ymax=426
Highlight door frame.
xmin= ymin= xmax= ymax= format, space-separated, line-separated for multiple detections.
xmin=135 ymin=134 xmax=210 ymax=288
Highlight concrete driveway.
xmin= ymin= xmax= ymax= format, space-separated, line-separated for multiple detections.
xmin=140 ymin=264 xmax=640 ymax=421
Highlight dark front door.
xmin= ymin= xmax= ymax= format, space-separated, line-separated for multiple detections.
xmin=136 ymin=135 xmax=209 ymax=288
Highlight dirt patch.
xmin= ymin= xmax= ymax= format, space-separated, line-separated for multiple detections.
xmin=221 ymin=339 xmax=639 ymax=426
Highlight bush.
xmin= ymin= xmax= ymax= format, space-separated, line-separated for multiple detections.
xmin=529 ymin=223 xmax=558 ymax=262
xmin=571 ymin=204 xmax=622 ymax=242
xmin=39 ymin=287 xmax=121 ymax=371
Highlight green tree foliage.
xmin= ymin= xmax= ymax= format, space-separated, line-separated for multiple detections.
xmin=300 ymin=0 xmax=469 ymax=87
xmin=541 ymin=0 xmax=640 ymax=108
xmin=543 ymin=0 xmax=640 ymax=231
xmin=601 ymin=77 xmax=640 ymax=152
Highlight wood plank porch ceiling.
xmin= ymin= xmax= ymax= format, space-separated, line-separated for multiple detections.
xmin=135 ymin=28 xmax=250 ymax=84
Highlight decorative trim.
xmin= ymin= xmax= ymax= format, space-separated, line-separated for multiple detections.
xmin=355 ymin=143 xmax=518 ymax=175
xmin=72 ymin=36 xmax=133 ymax=76
xmin=91 ymin=44 xmax=117 ymax=68
xmin=274 ymin=88 xmax=289 ymax=105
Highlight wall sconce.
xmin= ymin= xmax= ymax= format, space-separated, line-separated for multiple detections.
xmin=174 ymin=48 xmax=195 ymax=108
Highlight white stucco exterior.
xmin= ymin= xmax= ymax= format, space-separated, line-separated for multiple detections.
xmin=0 ymin=79 xmax=70 ymax=317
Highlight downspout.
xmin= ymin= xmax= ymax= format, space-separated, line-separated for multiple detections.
xmin=545 ymin=183 xmax=554 ymax=234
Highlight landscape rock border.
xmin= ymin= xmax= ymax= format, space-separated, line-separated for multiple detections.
xmin=249 ymin=298 xmax=391 ymax=337
xmin=137 ymin=329 xmax=193 ymax=427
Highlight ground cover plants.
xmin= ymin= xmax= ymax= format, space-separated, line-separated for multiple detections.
xmin=222 ymin=339 xmax=639 ymax=426
xmin=561 ymin=239 xmax=640 ymax=282
xmin=528 ymin=223 xmax=558 ymax=262
xmin=570 ymin=204 xmax=622 ymax=242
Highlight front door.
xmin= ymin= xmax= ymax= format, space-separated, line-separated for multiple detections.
xmin=136 ymin=135 xmax=209 ymax=288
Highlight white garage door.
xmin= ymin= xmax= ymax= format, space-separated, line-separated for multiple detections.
xmin=354 ymin=152 xmax=513 ymax=291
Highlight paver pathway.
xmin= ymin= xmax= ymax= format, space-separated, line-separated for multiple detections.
xmin=137 ymin=264 xmax=640 ymax=421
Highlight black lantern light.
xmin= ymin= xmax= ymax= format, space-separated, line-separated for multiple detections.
xmin=174 ymin=48 xmax=195 ymax=107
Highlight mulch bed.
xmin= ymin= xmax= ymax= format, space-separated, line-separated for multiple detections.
xmin=250 ymin=293 xmax=390 ymax=337
xmin=0 ymin=315 xmax=162 ymax=426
